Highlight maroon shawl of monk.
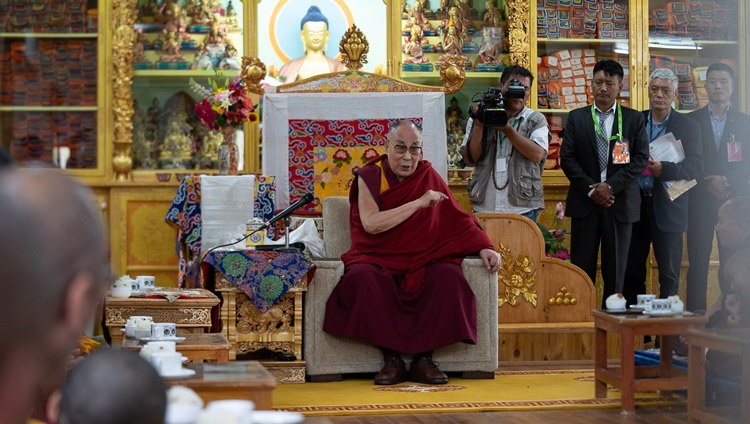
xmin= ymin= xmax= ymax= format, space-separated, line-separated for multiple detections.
xmin=342 ymin=154 xmax=494 ymax=293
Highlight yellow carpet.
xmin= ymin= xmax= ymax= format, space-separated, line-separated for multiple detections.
xmin=273 ymin=369 xmax=684 ymax=416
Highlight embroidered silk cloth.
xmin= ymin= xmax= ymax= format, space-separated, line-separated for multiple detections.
xmin=165 ymin=175 xmax=277 ymax=287
xmin=263 ymin=91 xmax=448 ymax=214
xmin=203 ymin=249 xmax=315 ymax=312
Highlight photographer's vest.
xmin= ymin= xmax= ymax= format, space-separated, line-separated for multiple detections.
xmin=503 ymin=110 xmax=547 ymax=209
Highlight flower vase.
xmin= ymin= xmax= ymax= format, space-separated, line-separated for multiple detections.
xmin=218 ymin=127 xmax=239 ymax=175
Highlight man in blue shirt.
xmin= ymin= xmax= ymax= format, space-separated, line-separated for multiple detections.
xmin=623 ymin=68 xmax=703 ymax=307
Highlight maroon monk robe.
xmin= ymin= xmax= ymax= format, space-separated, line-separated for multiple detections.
xmin=323 ymin=155 xmax=495 ymax=354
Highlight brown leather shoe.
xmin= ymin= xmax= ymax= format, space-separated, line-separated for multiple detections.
xmin=409 ymin=355 xmax=448 ymax=385
xmin=374 ymin=354 xmax=407 ymax=385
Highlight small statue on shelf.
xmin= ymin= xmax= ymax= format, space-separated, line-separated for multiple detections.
xmin=409 ymin=0 xmax=434 ymax=33
xmin=206 ymin=21 xmax=225 ymax=46
xmin=189 ymin=0 xmax=214 ymax=26
xmin=192 ymin=42 xmax=214 ymax=70
xmin=159 ymin=30 xmax=186 ymax=62
xmin=476 ymin=27 xmax=502 ymax=64
xmin=218 ymin=41 xmax=241 ymax=70
xmin=403 ymin=27 xmax=430 ymax=65
xmin=201 ymin=129 xmax=223 ymax=168
xmin=160 ymin=119 xmax=193 ymax=169
xmin=457 ymin=0 xmax=479 ymax=20
xmin=446 ymin=96 xmax=464 ymax=122
xmin=401 ymin=0 xmax=411 ymax=19
xmin=224 ymin=0 xmax=241 ymax=33
xmin=145 ymin=98 xmax=160 ymax=147
xmin=442 ymin=6 xmax=470 ymax=40
xmin=438 ymin=0 xmax=452 ymax=13
xmin=133 ymin=28 xmax=151 ymax=66
xmin=483 ymin=0 xmax=503 ymax=27
xmin=139 ymin=0 xmax=160 ymax=23
xmin=132 ymin=100 xmax=156 ymax=169
xmin=439 ymin=25 xmax=469 ymax=63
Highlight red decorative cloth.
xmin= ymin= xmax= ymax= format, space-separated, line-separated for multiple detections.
xmin=343 ymin=155 xmax=494 ymax=293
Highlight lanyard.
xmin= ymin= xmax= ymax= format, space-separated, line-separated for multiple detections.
xmin=591 ymin=103 xmax=621 ymax=142
xmin=498 ymin=117 xmax=522 ymax=146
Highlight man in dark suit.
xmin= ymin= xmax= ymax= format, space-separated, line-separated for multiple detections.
xmin=561 ymin=59 xmax=648 ymax=306
xmin=622 ymin=68 xmax=703 ymax=307
xmin=686 ymin=62 xmax=750 ymax=311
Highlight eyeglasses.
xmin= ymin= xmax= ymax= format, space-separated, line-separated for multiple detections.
xmin=391 ymin=144 xmax=423 ymax=156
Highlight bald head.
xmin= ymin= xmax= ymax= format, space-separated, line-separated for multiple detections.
xmin=0 ymin=167 xmax=109 ymax=351
xmin=58 ymin=349 xmax=167 ymax=424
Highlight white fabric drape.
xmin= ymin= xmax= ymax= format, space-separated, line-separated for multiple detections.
xmin=200 ymin=175 xmax=256 ymax=251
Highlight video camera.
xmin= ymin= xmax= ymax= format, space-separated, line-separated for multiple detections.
xmin=467 ymin=79 xmax=527 ymax=126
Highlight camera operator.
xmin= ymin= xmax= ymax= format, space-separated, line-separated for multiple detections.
xmin=461 ymin=65 xmax=549 ymax=221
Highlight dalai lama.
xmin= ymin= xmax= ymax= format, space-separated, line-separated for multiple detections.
xmin=323 ymin=121 xmax=502 ymax=386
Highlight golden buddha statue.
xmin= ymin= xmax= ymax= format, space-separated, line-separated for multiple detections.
xmin=279 ymin=5 xmax=346 ymax=83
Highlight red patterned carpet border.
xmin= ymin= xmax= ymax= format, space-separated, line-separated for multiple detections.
xmin=495 ymin=369 xmax=594 ymax=376
xmin=277 ymin=396 xmax=681 ymax=415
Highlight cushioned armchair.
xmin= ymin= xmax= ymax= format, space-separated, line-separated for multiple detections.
xmin=303 ymin=196 xmax=499 ymax=381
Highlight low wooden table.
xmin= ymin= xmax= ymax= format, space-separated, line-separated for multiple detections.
xmin=163 ymin=361 xmax=276 ymax=409
xmin=592 ymin=309 xmax=707 ymax=414
xmin=123 ymin=333 xmax=231 ymax=363
xmin=687 ymin=327 xmax=750 ymax=423
xmin=104 ymin=289 xmax=220 ymax=347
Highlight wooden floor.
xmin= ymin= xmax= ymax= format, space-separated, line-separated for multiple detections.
xmin=302 ymin=404 xmax=688 ymax=423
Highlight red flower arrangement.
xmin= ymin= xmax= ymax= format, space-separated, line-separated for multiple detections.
xmin=189 ymin=75 xmax=258 ymax=130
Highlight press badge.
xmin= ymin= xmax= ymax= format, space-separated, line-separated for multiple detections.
xmin=612 ymin=139 xmax=630 ymax=164
xmin=727 ymin=134 xmax=742 ymax=162
xmin=496 ymin=157 xmax=508 ymax=173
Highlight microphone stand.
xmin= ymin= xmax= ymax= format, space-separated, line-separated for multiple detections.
xmin=275 ymin=216 xmax=301 ymax=253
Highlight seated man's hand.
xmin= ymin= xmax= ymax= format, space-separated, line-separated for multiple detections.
xmin=418 ymin=190 xmax=449 ymax=208
xmin=480 ymin=248 xmax=501 ymax=273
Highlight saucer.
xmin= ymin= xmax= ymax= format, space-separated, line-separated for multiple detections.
xmin=605 ymin=308 xmax=627 ymax=312
xmin=643 ymin=309 xmax=682 ymax=317
xmin=250 ymin=411 xmax=304 ymax=424
xmin=160 ymin=368 xmax=196 ymax=379
xmin=137 ymin=336 xmax=186 ymax=343
xmin=629 ymin=304 xmax=647 ymax=311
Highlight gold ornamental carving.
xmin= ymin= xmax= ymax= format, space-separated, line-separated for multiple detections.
xmin=236 ymin=294 xmax=294 ymax=335
xmin=547 ymin=286 xmax=578 ymax=307
xmin=111 ymin=0 xmax=137 ymax=181
xmin=507 ymin=0 xmax=530 ymax=69
xmin=497 ymin=243 xmax=538 ymax=307
xmin=339 ymin=24 xmax=369 ymax=71
xmin=240 ymin=56 xmax=267 ymax=95
xmin=268 ymin=368 xmax=306 ymax=384
xmin=438 ymin=56 xmax=467 ymax=95
xmin=105 ymin=307 xmax=211 ymax=325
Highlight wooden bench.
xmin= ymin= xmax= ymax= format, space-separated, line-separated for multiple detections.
xmin=476 ymin=213 xmax=626 ymax=364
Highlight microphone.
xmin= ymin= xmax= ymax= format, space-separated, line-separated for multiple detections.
xmin=264 ymin=192 xmax=314 ymax=227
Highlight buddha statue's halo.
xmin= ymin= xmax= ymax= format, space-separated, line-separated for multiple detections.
xmin=300 ymin=5 xmax=329 ymax=30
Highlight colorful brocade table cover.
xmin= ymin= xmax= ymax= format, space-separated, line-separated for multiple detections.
xmin=165 ymin=175 xmax=277 ymax=287
xmin=203 ymin=249 xmax=315 ymax=313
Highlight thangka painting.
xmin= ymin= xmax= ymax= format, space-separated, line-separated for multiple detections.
xmin=263 ymin=91 xmax=448 ymax=214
